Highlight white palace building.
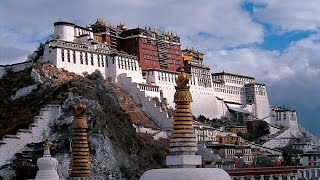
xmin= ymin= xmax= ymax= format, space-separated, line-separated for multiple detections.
xmin=37 ymin=20 xmax=273 ymax=124
xmin=0 ymin=19 xmax=283 ymax=131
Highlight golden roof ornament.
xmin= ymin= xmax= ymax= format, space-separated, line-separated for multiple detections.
xmin=95 ymin=18 xmax=106 ymax=26
xmin=43 ymin=139 xmax=51 ymax=156
xmin=174 ymin=68 xmax=192 ymax=103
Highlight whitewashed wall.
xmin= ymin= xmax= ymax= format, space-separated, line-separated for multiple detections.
xmin=254 ymin=86 xmax=271 ymax=122
xmin=0 ymin=62 xmax=33 ymax=79
xmin=54 ymin=24 xmax=75 ymax=42
xmin=106 ymin=56 xmax=145 ymax=83
xmin=43 ymin=47 xmax=106 ymax=78
xmin=144 ymin=70 xmax=227 ymax=119
xmin=117 ymin=73 xmax=172 ymax=130
xmin=0 ymin=105 xmax=61 ymax=166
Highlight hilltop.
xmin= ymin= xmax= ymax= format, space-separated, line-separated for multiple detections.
xmin=0 ymin=64 xmax=168 ymax=179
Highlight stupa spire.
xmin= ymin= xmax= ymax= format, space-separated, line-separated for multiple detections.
xmin=169 ymin=68 xmax=197 ymax=155
xmin=166 ymin=68 xmax=201 ymax=167
xmin=69 ymin=102 xmax=92 ymax=178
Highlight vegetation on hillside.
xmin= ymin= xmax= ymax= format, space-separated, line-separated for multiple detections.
xmin=193 ymin=115 xmax=270 ymax=142
xmin=0 ymin=64 xmax=168 ymax=179
xmin=237 ymin=120 xmax=270 ymax=142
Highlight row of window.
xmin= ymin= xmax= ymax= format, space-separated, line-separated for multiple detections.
xmin=139 ymin=85 xmax=159 ymax=92
xmin=142 ymin=43 xmax=157 ymax=49
xmin=141 ymin=38 xmax=156 ymax=45
xmin=117 ymin=58 xmax=138 ymax=71
xmin=144 ymin=54 xmax=158 ymax=61
xmin=158 ymin=75 xmax=175 ymax=82
xmin=224 ymin=75 xmax=254 ymax=82
xmin=167 ymin=54 xmax=181 ymax=60
xmin=143 ymin=49 xmax=157 ymax=55
xmin=61 ymin=49 xmax=105 ymax=67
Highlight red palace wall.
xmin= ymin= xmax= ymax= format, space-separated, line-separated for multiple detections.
xmin=103 ymin=34 xmax=112 ymax=48
xmin=119 ymin=37 xmax=138 ymax=55
xmin=120 ymin=37 xmax=161 ymax=70
xmin=117 ymin=35 xmax=183 ymax=71
xmin=139 ymin=37 xmax=160 ymax=70
xmin=166 ymin=44 xmax=183 ymax=71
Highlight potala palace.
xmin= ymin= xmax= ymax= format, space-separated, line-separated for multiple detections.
xmin=44 ymin=19 xmax=270 ymax=121
xmin=0 ymin=19 xmax=308 ymax=143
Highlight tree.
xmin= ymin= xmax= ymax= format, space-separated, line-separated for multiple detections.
xmin=281 ymin=146 xmax=303 ymax=166
xmin=237 ymin=120 xmax=270 ymax=142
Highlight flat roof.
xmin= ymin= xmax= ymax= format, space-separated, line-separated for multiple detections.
xmin=212 ymin=71 xmax=255 ymax=80
xmin=54 ymin=21 xmax=75 ymax=27
xmin=143 ymin=68 xmax=179 ymax=74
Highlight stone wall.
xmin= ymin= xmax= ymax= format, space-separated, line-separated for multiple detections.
xmin=262 ymin=128 xmax=295 ymax=149
xmin=0 ymin=105 xmax=61 ymax=166
xmin=10 ymin=84 xmax=38 ymax=100
xmin=117 ymin=73 xmax=172 ymax=131
xmin=0 ymin=62 xmax=33 ymax=79
xmin=133 ymin=124 xmax=168 ymax=140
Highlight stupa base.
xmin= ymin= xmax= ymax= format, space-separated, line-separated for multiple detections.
xmin=140 ymin=168 xmax=231 ymax=180
xmin=166 ymin=155 xmax=201 ymax=168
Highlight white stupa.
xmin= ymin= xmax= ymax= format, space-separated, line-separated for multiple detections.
xmin=35 ymin=140 xmax=61 ymax=180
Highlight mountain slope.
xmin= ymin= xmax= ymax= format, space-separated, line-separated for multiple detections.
xmin=0 ymin=64 xmax=168 ymax=179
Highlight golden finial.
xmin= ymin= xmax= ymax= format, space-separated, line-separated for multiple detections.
xmin=75 ymin=102 xmax=86 ymax=116
xmin=175 ymin=68 xmax=189 ymax=89
xmin=43 ymin=139 xmax=51 ymax=155
xmin=174 ymin=68 xmax=192 ymax=103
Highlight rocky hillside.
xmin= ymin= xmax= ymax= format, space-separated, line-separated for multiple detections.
xmin=0 ymin=64 xmax=168 ymax=179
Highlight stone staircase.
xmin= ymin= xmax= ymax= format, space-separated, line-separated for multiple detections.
xmin=116 ymin=73 xmax=172 ymax=131
xmin=0 ymin=105 xmax=61 ymax=166
xmin=262 ymin=127 xmax=295 ymax=149
xmin=250 ymin=143 xmax=282 ymax=155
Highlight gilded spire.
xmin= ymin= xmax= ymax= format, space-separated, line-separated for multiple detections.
xmin=169 ymin=68 xmax=197 ymax=156
xmin=174 ymin=68 xmax=192 ymax=103
xmin=43 ymin=139 xmax=51 ymax=156
xmin=69 ymin=102 xmax=92 ymax=178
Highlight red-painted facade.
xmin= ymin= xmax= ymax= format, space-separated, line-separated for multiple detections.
xmin=137 ymin=37 xmax=161 ymax=69
xmin=166 ymin=44 xmax=183 ymax=71
xmin=103 ymin=34 xmax=111 ymax=47
xmin=90 ymin=21 xmax=184 ymax=72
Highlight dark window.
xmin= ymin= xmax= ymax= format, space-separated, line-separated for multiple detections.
xmin=67 ymin=50 xmax=70 ymax=62
xmin=85 ymin=53 xmax=88 ymax=65
xmin=101 ymin=56 xmax=105 ymax=67
xmin=73 ymin=50 xmax=76 ymax=63
xmin=80 ymin=52 xmax=83 ymax=64
xmin=97 ymin=55 xmax=100 ymax=67
xmin=61 ymin=49 xmax=64 ymax=61
xmin=91 ymin=54 xmax=94 ymax=65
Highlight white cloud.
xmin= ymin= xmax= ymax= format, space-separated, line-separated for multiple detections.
xmin=0 ymin=0 xmax=263 ymax=52
xmin=0 ymin=46 xmax=30 ymax=64
xmin=253 ymin=0 xmax=320 ymax=32
xmin=207 ymin=34 xmax=320 ymax=111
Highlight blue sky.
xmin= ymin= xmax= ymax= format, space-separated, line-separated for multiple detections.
xmin=0 ymin=0 xmax=320 ymax=136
